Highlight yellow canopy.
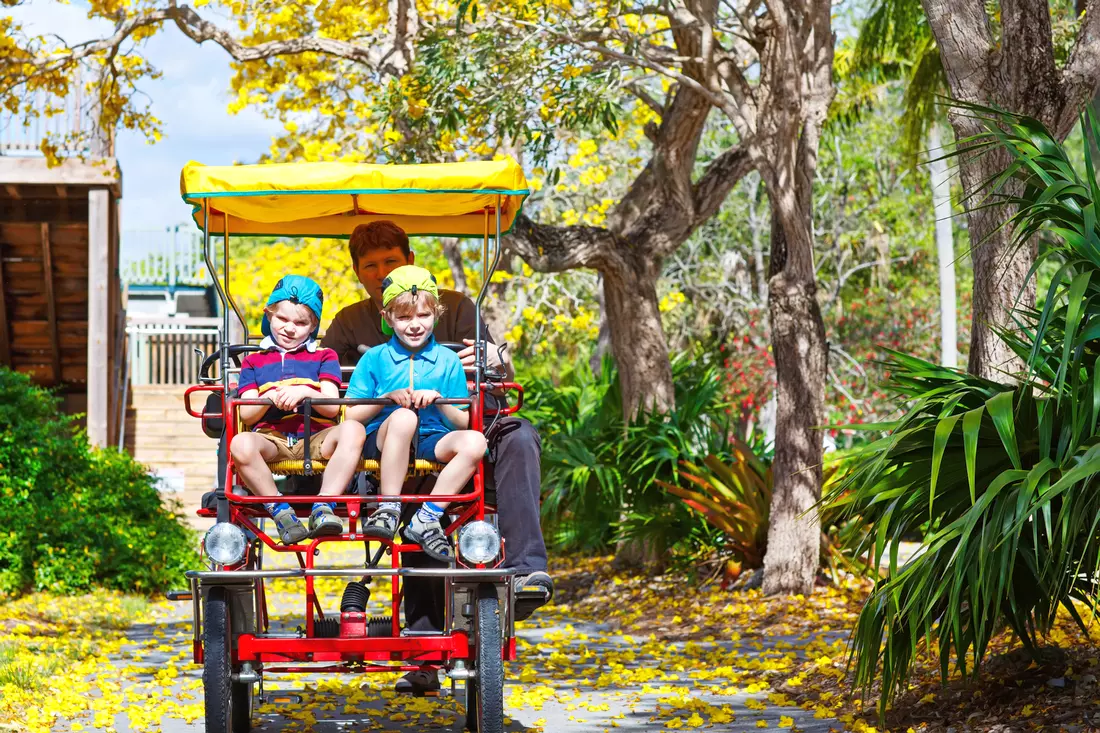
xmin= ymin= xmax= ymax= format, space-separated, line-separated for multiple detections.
xmin=180 ymin=158 xmax=529 ymax=238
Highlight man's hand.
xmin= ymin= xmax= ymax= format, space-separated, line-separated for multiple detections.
xmin=458 ymin=338 xmax=505 ymax=372
xmin=411 ymin=389 xmax=441 ymax=408
xmin=385 ymin=388 xmax=413 ymax=408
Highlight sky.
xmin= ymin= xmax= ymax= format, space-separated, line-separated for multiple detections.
xmin=7 ymin=2 xmax=282 ymax=235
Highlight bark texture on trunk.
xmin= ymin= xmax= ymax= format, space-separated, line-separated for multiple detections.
xmin=602 ymin=262 xmax=675 ymax=416
xmin=763 ymin=272 xmax=827 ymax=594
xmin=753 ymin=0 xmax=834 ymax=596
xmin=922 ymin=0 xmax=1100 ymax=379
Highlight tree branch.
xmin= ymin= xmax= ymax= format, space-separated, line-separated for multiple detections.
xmin=692 ymin=143 xmax=754 ymax=225
xmin=10 ymin=4 xmax=410 ymax=79
xmin=505 ymin=215 xmax=618 ymax=273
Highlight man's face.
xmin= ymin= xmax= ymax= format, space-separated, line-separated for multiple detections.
xmin=268 ymin=301 xmax=315 ymax=350
xmin=355 ymin=246 xmax=415 ymax=304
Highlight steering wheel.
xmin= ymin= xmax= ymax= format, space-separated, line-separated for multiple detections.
xmin=199 ymin=344 xmax=264 ymax=381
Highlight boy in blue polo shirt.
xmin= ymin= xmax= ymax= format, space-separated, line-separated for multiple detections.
xmin=231 ymin=276 xmax=367 ymax=544
xmin=345 ymin=266 xmax=486 ymax=562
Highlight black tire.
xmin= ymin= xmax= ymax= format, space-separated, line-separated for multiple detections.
xmin=204 ymin=587 xmax=253 ymax=733
xmin=465 ymin=584 xmax=504 ymax=733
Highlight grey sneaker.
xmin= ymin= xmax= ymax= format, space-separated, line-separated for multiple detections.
xmin=401 ymin=516 xmax=454 ymax=563
xmin=309 ymin=504 xmax=343 ymax=538
xmin=513 ymin=571 xmax=554 ymax=621
xmin=272 ymin=507 xmax=309 ymax=545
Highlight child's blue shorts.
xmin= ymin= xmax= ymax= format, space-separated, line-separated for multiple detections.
xmin=364 ymin=430 xmax=447 ymax=462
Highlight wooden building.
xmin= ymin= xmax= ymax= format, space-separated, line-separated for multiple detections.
xmin=0 ymin=154 xmax=125 ymax=448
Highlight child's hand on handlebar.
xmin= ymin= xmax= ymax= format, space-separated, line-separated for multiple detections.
xmin=385 ymin=388 xmax=413 ymax=408
xmin=411 ymin=389 xmax=441 ymax=408
xmin=269 ymin=384 xmax=316 ymax=411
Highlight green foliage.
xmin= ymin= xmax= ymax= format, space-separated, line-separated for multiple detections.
xmin=658 ymin=446 xmax=875 ymax=580
xmin=525 ymin=353 xmax=735 ymax=557
xmin=826 ymin=108 xmax=1100 ymax=716
xmin=0 ymin=368 xmax=198 ymax=596
xmin=656 ymin=447 xmax=772 ymax=568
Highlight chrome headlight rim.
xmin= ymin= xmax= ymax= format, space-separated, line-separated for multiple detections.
xmin=203 ymin=522 xmax=248 ymax=567
xmin=458 ymin=520 xmax=501 ymax=564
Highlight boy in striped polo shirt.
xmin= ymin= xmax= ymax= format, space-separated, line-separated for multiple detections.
xmin=230 ymin=276 xmax=366 ymax=544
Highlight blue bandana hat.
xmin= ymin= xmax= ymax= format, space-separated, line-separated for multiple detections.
xmin=260 ymin=275 xmax=325 ymax=339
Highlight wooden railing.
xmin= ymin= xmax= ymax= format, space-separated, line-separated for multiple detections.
xmin=126 ymin=317 xmax=221 ymax=385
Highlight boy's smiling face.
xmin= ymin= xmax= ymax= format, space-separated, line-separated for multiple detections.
xmin=384 ymin=294 xmax=436 ymax=351
xmin=267 ymin=300 xmax=316 ymax=350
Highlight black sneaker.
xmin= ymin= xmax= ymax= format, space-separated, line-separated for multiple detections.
xmin=513 ymin=571 xmax=554 ymax=622
xmin=394 ymin=668 xmax=441 ymax=696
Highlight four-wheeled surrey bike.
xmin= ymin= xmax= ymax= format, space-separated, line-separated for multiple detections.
xmin=167 ymin=158 xmax=544 ymax=733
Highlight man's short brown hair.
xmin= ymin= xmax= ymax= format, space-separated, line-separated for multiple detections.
xmin=348 ymin=221 xmax=411 ymax=267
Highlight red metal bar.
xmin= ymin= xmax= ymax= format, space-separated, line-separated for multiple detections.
xmin=261 ymin=664 xmax=437 ymax=674
xmin=184 ymin=384 xmax=224 ymax=418
xmin=482 ymin=382 xmax=524 ymax=415
xmin=236 ymin=632 xmax=470 ymax=661
xmin=391 ymin=546 xmax=401 ymax=637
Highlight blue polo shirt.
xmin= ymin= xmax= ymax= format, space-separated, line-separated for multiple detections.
xmin=346 ymin=335 xmax=469 ymax=436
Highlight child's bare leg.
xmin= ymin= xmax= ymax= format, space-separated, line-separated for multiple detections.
xmin=404 ymin=430 xmax=487 ymax=563
xmin=230 ymin=433 xmax=280 ymax=496
xmin=319 ymin=421 xmax=367 ymax=497
xmin=363 ymin=409 xmax=417 ymax=540
xmin=377 ymin=409 xmax=417 ymax=496
xmin=232 ymin=432 xmax=308 ymax=544
xmin=426 ymin=430 xmax=488 ymax=509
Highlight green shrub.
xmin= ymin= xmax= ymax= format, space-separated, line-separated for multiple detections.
xmin=525 ymin=352 xmax=736 ymax=558
xmin=0 ymin=367 xmax=198 ymax=595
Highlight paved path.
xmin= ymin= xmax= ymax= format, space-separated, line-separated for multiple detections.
xmin=51 ymin=549 xmax=850 ymax=732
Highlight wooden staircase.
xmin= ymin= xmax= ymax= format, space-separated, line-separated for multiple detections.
xmin=126 ymin=384 xmax=217 ymax=530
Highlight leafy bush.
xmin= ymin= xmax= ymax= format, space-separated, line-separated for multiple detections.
xmin=658 ymin=447 xmax=875 ymax=582
xmin=525 ymin=352 xmax=736 ymax=558
xmin=0 ymin=367 xmax=198 ymax=595
xmin=825 ymin=108 xmax=1100 ymax=715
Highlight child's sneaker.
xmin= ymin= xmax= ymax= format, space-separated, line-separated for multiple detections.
xmin=402 ymin=515 xmax=454 ymax=563
xmin=362 ymin=506 xmax=400 ymax=541
xmin=272 ymin=507 xmax=309 ymax=545
xmin=309 ymin=504 xmax=343 ymax=538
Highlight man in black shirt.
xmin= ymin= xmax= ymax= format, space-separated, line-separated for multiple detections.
xmin=323 ymin=221 xmax=552 ymax=694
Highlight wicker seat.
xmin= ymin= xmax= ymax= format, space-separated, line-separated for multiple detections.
xmin=265 ymin=458 xmax=445 ymax=477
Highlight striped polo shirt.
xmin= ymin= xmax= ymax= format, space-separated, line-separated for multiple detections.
xmin=237 ymin=338 xmax=343 ymax=437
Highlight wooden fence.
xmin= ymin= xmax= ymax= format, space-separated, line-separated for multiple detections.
xmin=126 ymin=317 xmax=220 ymax=385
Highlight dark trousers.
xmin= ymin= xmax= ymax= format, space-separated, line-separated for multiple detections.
xmin=403 ymin=417 xmax=547 ymax=631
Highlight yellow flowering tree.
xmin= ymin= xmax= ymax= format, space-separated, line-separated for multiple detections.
xmin=3 ymin=0 xmax=837 ymax=592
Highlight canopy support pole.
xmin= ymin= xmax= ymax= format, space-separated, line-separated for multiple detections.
xmin=202 ymin=201 xmax=231 ymax=524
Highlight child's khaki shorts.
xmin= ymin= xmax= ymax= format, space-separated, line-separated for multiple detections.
xmin=255 ymin=427 xmax=336 ymax=461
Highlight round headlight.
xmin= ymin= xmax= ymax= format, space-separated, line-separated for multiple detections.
xmin=458 ymin=521 xmax=501 ymax=564
xmin=204 ymin=522 xmax=247 ymax=566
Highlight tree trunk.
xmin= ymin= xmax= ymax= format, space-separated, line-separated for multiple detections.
xmin=441 ymin=237 xmax=467 ymax=293
xmin=928 ymin=124 xmax=958 ymax=368
xmin=761 ymin=234 xmax=827 ymax=596
xmin=590 ymin=275 xmax=613 ymax=375
xmin=760 ymin=112 xmax=828 ymax=595
xmin=601 ymin=262 xmax=675 ymax=417
xmin=952 ymin=135 xmax=1033 ymax=380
